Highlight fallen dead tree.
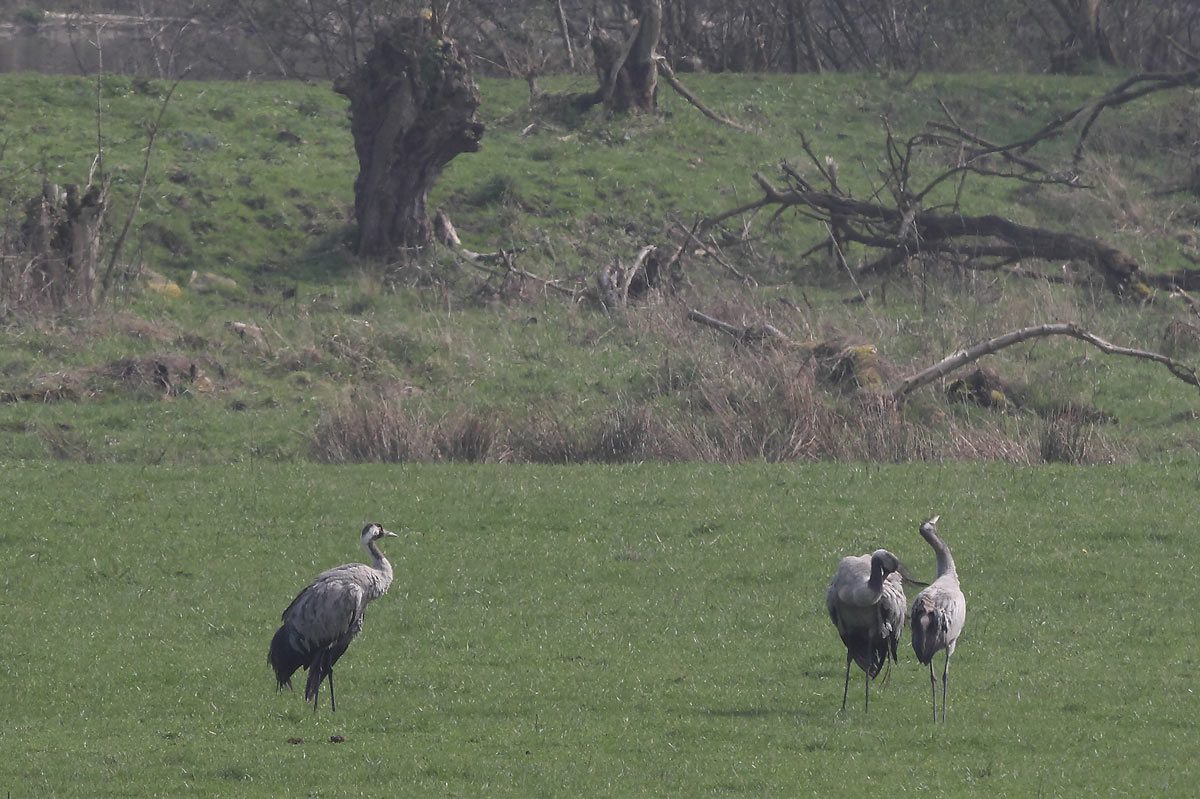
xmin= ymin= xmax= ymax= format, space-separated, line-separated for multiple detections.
xmin=739 ymin=172 xmax=1149 ymax=296
xmin=704 ymin=70 xmax=1200 ymax=298
xmin=686 ymin=309 xmax=1200 ymax=404
xmin=891 ymin=322 xmax=1200 ymax=402
xmin=706 ymin=123 xmax=1153 ymax=298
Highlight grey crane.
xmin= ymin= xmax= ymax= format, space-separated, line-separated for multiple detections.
xmin=826 ymin=548 xmax=923 ymax=713
xmin=268 ymin=522 xmax=399 ymax=712
xmin=910 ymin=515 xmax=967 ymax=723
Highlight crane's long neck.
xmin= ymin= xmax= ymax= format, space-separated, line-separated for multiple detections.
xmin=921 ymin=527 xmax=956 ymax=578
xmin=867 ymin=559 xmax=888 ymax=592
xmin=364 ymin=539 xmax=395 ymax=584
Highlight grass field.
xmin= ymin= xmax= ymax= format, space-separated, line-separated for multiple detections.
xmin=3 ymin=463 xmax=1195 ymax=796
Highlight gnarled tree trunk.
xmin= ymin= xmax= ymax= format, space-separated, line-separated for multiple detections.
xmin=1048 ymin=0 xmax=1116 ymax=72
xmin=590 ymin=0 xmax=663 ymax=113
xmin=4 ymin=181 xmax=106 ymax=310
xmin=333 ymin=18 xmax=483 ymax=257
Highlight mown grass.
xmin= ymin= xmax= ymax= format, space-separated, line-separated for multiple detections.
xmin=2 ymin=463 xmax=1195 ymax=796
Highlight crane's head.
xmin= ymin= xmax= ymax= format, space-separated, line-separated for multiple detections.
xmin=870 ymin=549 xmax=900 ymax=573
xmin=920 ymin=515 xmax=941 ymax=536
xmin=361 ymin=522 xmax=399 ymax=542
xmin=871 ymin=548 xmax=928 ymax=587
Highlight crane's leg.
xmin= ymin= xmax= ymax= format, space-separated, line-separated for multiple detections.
xmin=840 ymin=651 xmax=852 ymax=713
xmin=928 ymin=661 xmax=937 ymax=723
xmin=940 ymin=650 xmax=951 ymax=723
xmin=329 ymin=668 xmax=337 ymax=713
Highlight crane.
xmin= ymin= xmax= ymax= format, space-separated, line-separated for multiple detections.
xmin=268 ymin=522 xmax=399 ymax=712
xmin=826 ymin=548 xmax=923 ymax=713
xmin=910 ymin=515 xmax=967 ymax=723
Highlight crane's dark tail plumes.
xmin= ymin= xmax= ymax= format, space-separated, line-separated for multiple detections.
xmin=268 ymin=623 xmax=308 ymax=690
xmin=845 ymin=629 xmax=892 ymax=679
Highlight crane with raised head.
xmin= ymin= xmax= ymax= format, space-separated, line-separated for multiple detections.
xmin=910 ymin=515 xmax=967 ymax=723
xmin=268 ymin=522 xmax=399 ymax=712
xmin=826 ymin=548 xmax=923 ymax=713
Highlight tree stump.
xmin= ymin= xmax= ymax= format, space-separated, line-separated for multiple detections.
xmin=589 ymin=0 xmax=662 ymax=113
xmin=333 ymin=18 xmax=483 ymax=257
xmin=4 ymin=181 xmax=106 ymax=310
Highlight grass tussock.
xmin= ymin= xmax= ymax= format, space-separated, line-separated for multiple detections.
xmin=1039 ymin=408 xmax=1124 ymax=464
xmin=311 ymin=383 xmax=513 ymax=463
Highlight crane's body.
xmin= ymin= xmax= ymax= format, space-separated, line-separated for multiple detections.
xmin=826 ymin=549 xmax=916 ymax=713
xmin=910 ymin=515 xmax=966 ymax=723
xmin=268 ymin=522 xmax=398 ymax=712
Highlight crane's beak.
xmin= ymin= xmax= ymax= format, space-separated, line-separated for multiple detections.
xmin=896 ymin=562 xmax=929 ymax=587
xmin=382 ymin=529 xmax=399 ymax=538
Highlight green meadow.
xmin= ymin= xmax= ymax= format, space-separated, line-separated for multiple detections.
xmin=3 ymin=463 xmax=1194 ymax=796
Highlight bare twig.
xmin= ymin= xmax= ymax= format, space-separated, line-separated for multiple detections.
xmin=553 ymin=0 xmax=575 ymax=70
xmin=456 ymin=248 xmax=581 ymax=299
xmin=674 ymin=222 xmax=756 ymax=285
xmin=101 ymin=75 xmax=185 ymax=297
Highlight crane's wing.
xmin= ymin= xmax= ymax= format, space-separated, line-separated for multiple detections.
xmin=282 ymin=576 xmax=366 ymax=648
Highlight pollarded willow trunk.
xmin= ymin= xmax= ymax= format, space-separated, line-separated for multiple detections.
xmin=591 ymin=0 xmax=663 ymax=113
xmin=333 ymin=18 xmax=483 ymax=257
xmin=4 ymin=181 xmax=106 ymax=310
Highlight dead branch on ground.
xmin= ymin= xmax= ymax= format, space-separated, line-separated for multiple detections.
xmin=892 ymin=323 xmax=1200 ymax=401
xmin=686 ymin=308 xmax=791 ymax=345
xmin=704 ymin=70 xmax=1200 ymax=300
xmin=740 ymin=171 xmax=1147 ymax=296
xmin=598 ymin=245 xmax=657 ymax=308
xmin=655 ymin=57 xmax=754 ymax=132
xmin=674 ymin=221 xmax=756 ymax=286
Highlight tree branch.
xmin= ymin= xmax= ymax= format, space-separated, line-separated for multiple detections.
xmin=892 ymin=322 xmax=1200 ymax=402
xmin=655 ymin=57 xmax=754 ymax=132
xmin=686 ymin=308 xmax=791 ymax=345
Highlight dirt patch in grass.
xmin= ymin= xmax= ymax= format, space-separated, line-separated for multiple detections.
xmin=1 ymin=353 xmax=230 ymax=403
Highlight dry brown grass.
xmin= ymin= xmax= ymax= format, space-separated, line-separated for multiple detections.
xmin=311 ymin=383 xmax=513 ymax=463
xmin=1039 ymin=407 xmax=1125 ymax=465
xmin=301 ymin=279 xmax=1146 ymax=465
xmin=307 ymin=339 xmax=1081 ymax=464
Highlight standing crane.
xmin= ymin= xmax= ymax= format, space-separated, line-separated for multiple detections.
xmin=826 ymin=548 xmax=924 ymax=713
xmin=910 ymin=515 xmax=967 ymax=723
xmin=268 ymin=522 xmax=399 ymax=712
